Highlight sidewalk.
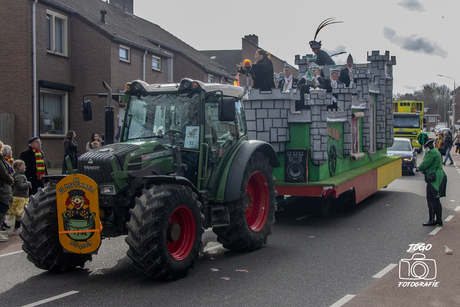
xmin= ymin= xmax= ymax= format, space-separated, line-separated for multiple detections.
xmin=342 ymin=211 xmax=460 ymax=306
xmin=342 ymin=136 xmax=460 ymax=306
xmin=0 ymin=167 xmax=61 ymax=254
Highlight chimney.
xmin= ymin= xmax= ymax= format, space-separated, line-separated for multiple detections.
xmin=109 ymin=0 xmax=133 ymax=14
xmin=100 ymin=10 xmax=107 ymax=23
xmin=244 ymin=34 xmax=259 ymax=46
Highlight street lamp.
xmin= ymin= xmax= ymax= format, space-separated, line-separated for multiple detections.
xmin=437 ymin=74 xmax=456 ymax=129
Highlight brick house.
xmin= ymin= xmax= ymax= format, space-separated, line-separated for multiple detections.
xmin=425 ymin=114 xmax=441 ymax=132
xmin=0 ymin=0 xmax=234 ymax=168
xmin=201 ymin=34 xmax=299 ymax=89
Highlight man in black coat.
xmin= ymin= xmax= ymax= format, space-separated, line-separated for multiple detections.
xmin=278 ymin=64 xmax=298 ymax=92
xmin=324 ymin=66 xmax=343 ymax=110
xmin=19 ymin=136 xmax=48 ymax=196
xmin=339 ymin=54 xmax=354 ymax=87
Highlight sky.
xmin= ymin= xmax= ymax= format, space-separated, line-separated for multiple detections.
xmin=133 ymin=0 xmax=459 ymax=96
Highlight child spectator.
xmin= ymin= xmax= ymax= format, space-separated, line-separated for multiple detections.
xmin=7 ymin=159 xmax=32 ymax=235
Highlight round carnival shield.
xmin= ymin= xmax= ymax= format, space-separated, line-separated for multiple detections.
xmin=56 ymin=174 xmax=101 ymax=254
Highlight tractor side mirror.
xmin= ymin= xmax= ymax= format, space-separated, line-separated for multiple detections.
xmin=82 ymin=100 xmax=92 ymax=121
xmin=218 ymin=97 xmax=236 ymax=122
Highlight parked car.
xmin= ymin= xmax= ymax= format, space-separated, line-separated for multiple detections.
xmin=434 ymin=124 xmax=447 ymax=134
xmin=387 ymin=138 xmax=417 ymax=175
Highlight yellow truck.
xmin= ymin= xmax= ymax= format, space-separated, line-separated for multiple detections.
xmin=393 ymin=101 xmax=425 ymax=152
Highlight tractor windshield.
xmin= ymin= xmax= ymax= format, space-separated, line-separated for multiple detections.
xmin=121 ymin=92 xmax=201 ymax=149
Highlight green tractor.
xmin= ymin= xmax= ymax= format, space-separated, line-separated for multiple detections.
xmin=21 ymin=79 xmax=279 ymax=280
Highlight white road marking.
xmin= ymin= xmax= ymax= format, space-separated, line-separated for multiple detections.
xmin=445 ymin=215 xmax=454 ymax=222
xmin=455 ymin=206 xmax=460 ymax=212
xmin=22 ymin=291 xmax=79 ymax=307
xmin=329 ymin=294 xmax=356 ymax=307
xmin=0 ymin=250 xmax=24 ymax=258
xmin=373 ymin=263 xmax=397 ymax=278
xmin=429 ymin=227 xmax=442 ymax=235
xmin=407 ymin=242 xmax=425 ymax=253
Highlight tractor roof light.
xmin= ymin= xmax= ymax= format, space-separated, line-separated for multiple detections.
xmin=125 ymin=81 xmax=147 ymax=92
xmin=243 ymin=59 xmax=252 ymax=68
xmin=179 ymin=78 xmax=203 ymax=91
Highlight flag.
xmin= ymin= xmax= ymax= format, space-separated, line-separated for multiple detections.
xmin=234 ymin=74 xmax=240 ymax=86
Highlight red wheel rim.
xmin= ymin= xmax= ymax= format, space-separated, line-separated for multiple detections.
xmin=167 ymin=206 xmax=195 ymax=260
xmin=244 ymin=171 xmax=269 ymax=232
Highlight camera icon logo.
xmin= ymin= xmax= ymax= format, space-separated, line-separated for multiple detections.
xmin=399 ymin=253 xmax=437 ymax=280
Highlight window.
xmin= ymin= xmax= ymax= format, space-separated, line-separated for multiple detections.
xmin=167 ymin=57 xmax=173 ymax=82
xmin=208 ymin=74 xmax=213 ymax=83
xmin=429 ymin=117 xmax=436 ymax=123
xmin=39 ymin=89 xmax=68 ymax=135
xmin=46 ymin=10 xmax=68 ymax=56
xmin=152 ymin=56 xmax=161 ymax=71
xmin=119 ymin=45 xmax=130 ymax=62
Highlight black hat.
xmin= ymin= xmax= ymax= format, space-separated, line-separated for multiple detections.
xmin=68 ymin=189 xmax=85 ymax=196
xmin=347 ymin=54 xmax=353 ymax=62
xmin=28 ymin=136 xmax=39 ymax=144
xmin=309 ymin=40 xmax=322 ymax=49
xmin=424 ymin=138 xmax=435 ymax=146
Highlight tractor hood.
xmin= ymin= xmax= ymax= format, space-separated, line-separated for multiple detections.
xmin=78 ymin=141 xmax=172 ymax=184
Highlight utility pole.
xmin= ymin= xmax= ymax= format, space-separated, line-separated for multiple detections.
xmin=438 ymin=74 xmax=456 ymax=128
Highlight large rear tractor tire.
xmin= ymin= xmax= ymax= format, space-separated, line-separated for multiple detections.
xmin=213 ymin=152 xmax=276 ymax=251
xmin=20 ymin=184 xmax=92 ymax=271
xmin=125 ymin=184 xmax=203 ymax=280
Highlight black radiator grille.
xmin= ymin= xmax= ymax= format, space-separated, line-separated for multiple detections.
xmin=78 ymin=143 xmax=140 ymax=184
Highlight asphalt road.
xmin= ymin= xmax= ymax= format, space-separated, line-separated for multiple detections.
xmin=1 ymin=155 xmax=459 ymax=307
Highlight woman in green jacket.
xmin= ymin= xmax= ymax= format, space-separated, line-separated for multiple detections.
xmin=418 ymin=139 xmax=447 ymax=226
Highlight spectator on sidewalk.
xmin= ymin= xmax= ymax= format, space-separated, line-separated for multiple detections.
xmin=19 ymin=136 xmax=47 ymax=196
xmin=3 ymin=145 xmax=14 ymax=166
xmin=86 ymin=133 xmax=102 ymax=152
xmin=442 ymin=130 xmax=454 ymax=165
xmin=62 ymin=130 xmax=78 ymax=174
xmin=0 ymin=140 xmax=14 ymax=242
xmin=7 ymin=160 xmax=31 ymax=235
xmin=454 ymin=133 xmax=460 ymax=154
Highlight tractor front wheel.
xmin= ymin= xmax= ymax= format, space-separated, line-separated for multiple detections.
xmin=20 ymin=184 xmax=92 ymax=271
xmin=125 ymin=184 xmax=203 ymax=280
xmin=213 ymin=152 xmax=276 ymax=251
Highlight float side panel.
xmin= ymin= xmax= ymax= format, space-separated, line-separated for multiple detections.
xmin=377 ymin=158 xmax=402 ymax=190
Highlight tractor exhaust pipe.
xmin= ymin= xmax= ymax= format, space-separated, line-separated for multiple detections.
xmin=102 ymin=81 xmax=115 ymax=145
